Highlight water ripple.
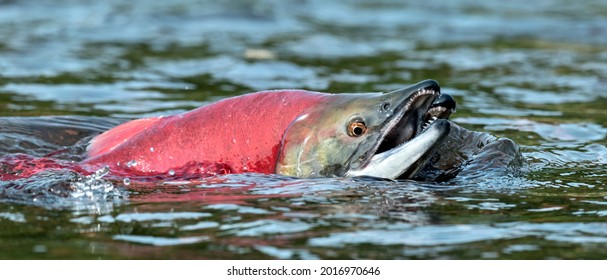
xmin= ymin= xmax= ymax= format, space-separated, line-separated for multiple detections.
xmin=113 ymin=234 xmax=209 ymax=246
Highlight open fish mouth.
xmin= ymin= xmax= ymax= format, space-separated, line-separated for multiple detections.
xmin=348 ymin=81 xmax=456 ymax=179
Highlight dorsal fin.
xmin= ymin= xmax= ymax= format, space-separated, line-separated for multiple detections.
xmin=87 ymin=117 xmax=162 ymax=157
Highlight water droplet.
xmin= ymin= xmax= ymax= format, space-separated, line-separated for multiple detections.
xmin=150 ymin=147 xmax=155 ymax=152
xmin=92 ymin=166 xmax=110 ymax=179
xmin=123 ymin=178 xmax=131 ymax=186
xmin=126 ymin=160 xmax=137 ymax=168
xmin=232 ymin=138 xmax=237 ymax=144
xmin=168 ymin=169 xmax=175 ymax=176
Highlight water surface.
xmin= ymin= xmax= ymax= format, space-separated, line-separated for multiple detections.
xmin=1 ymin=0 xmax=607 ymax=259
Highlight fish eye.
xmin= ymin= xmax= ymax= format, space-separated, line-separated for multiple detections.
xmin=347 ymin=120 xmax=367 ymax=137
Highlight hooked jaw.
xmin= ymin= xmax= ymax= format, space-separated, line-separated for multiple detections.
xmin=347 ymin=80 xmax=456 ymax=179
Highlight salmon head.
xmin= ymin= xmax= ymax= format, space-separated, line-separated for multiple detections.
xmin=276 ymin=80 xmax=456 ymax=179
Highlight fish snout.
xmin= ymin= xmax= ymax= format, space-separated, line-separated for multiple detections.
xmin=426 ymin=93 xmax=456 ymax=121
xmin=432 ymin=93 xmax=456 ymax=112
xmin=383 ymin=79 xmax=441 ymax=97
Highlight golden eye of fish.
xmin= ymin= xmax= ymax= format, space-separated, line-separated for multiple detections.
xmin=348 ymin=121 xmax=367 ymax=137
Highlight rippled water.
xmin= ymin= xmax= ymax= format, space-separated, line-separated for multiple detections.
xmin=1 ymin=0 xmax=607 ymax=259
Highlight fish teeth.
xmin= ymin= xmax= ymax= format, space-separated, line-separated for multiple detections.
xmin=421 ymin=116 xmax=438 ymax=132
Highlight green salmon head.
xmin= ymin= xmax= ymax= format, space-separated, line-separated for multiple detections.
xmin=275 ymin=80 xmax=455 ymax=179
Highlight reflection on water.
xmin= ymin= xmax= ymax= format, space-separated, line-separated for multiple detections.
xmin=1 ymin=0 xmax=607 ymax=259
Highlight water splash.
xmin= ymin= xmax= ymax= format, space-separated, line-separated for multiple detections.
xmin=69 ymin=166 xmax=126 ymax=202
xmin=1 ymin=163 xmax=126 ymax=213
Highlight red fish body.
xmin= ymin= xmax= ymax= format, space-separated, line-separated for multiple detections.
xmin=83 ymin=90 xmax=328 ymax=175
xmin=2 ymin=80 xmax=463 ymax=181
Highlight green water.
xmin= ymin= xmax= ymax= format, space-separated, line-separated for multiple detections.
xmin=1 ymin=0 xmax=606 ymax=259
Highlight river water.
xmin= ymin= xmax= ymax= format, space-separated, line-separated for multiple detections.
xmin=1 ymin=0 xmax=606 ymax=259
